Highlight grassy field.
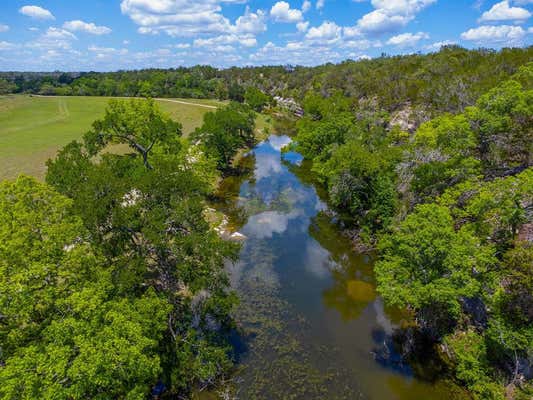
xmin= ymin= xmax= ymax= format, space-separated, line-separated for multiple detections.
xmin=0 ymin=95 xmax=225 ymax=181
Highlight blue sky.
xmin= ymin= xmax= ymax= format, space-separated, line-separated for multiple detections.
xmin=0 ymin=0 xmax=531 ymax=71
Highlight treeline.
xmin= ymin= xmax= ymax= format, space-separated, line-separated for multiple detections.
xmin=1 ymin=46 xmax=531 ymax=113
xmin=0 ymin=99 xmax=257 ymax=398
xmin=291 ymin=63 xmax=532 ymax=399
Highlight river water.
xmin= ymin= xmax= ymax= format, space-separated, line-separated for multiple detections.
xmin=208 ymin=135 xmax=469 ymax=400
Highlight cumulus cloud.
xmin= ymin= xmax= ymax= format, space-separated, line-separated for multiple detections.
xmin=371 ymin=0 xmax=436 ymax=15
xmin=316 ymin=0 xmax=325 ymax=9
xmin=296 ymin=21 xmax=309 ymax=32
xmin=120 ymin=0 xmax=252 ymax=37
xmin=355 ymin=10 xmax=410 ymax=34
xmin=306 ymin=21 xmax=341 ymax=40
xmin=351 ymin=0 xmax=436 ymax=35
xmin=270 ymin=1 xmax=303 ymax=22
xmin=235 ymin=7 xmax=267 ymax=34
xmin=302 ymin=0 xmax=311 ymax=12
xmin=479 ymin=1 xmax=531 ymax=22
xmin=387 ymin=31 xmax=429 ymax=47
xmin=26 ymin=27 xmax=77 ymax=51
xmin=194 ymin=33 xmax=257 ymax=48
xmin=0 ymin=24 xmax=9 ymax=32
xmin=461 ymin=24 xmax=527 ymax=44
xmin=19 ymin=5 xmax=55 ymax=20
xmin=63 ymin=20 xmax=112 ymax=35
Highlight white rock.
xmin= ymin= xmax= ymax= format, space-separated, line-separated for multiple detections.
xmin=229 ymin=232 xmax=247 ymax=241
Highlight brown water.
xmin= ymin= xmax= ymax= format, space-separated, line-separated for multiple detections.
xmin=208 ymin=135 xmax=470 ymax=400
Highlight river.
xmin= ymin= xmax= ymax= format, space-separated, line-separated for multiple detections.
xmin=205 ymin=134 xmax=469 ymax=399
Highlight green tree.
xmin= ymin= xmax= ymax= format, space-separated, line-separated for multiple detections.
xmin=192 ymin=102 xmax=255 ymax=171
xmin=466 ymin=72 xmax=533 ymax=174
xmin=244 ymin=86 xmax=271 ymax=112
xmin=375 ymin=204 xmax=496 ymax=338
xmin=46 ymin=102 xmax=240 ymax=394
xmin=0 ymin=176 xmax=169 ymax=399
xmin=228 ymin=83 xmax=244 ymax=102
xmin=83 ymin=98 xmax=182 ymax=169
xmin=0 ymin=78 xmax=15 ymax=94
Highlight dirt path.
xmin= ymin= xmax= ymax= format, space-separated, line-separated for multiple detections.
xmin=30 ymin=95 xmax=218 ymax=109
xmin=154 ymin=98 xmax=217 ymax=109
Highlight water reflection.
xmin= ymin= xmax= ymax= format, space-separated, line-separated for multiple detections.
xmin=210 ymin=135 xmax=468 ymax=400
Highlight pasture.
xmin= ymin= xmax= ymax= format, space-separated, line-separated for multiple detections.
xmin=0 ymin=95 xmax=224 ymax=180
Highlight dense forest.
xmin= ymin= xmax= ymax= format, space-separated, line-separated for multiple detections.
xmin=0 ymin=46 xmax=532 ymax=399
xmin=1 ymin=45 xmax=532 ymax=113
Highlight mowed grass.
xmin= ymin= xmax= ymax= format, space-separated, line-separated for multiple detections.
xmin=0 ymin=95 xmax=224 ymax=181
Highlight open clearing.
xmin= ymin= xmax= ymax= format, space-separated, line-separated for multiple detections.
xmin=0 ymin=95 xmax=226 ymax=181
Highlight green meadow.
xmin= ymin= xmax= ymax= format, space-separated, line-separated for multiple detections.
xmin=0 ymin=95 xmax=225 ymax=180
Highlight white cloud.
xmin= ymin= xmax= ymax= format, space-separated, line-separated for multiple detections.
xmin=63 ymin=20 xmax=112 ymax=35
xmin=461 ymin=24 xmax=527 ymax=44
xmin=234 ymin=7 xmax=267 ymax=34
xmin=26 ymin=27 xmax=77 ymax=51
xmin=316 ymin=0 xmax=325 ymax=9
xmin=479 ymin=1 xmax=531 ymax=22
xmin=120 ymin=0 xmax=249 ymax=37
xmin=296 ymin=21 xmax=309 ymax=32
xmin=355 ymin=10 xmax=410 ymax=34
xmin=88 ymin=45 xmax=128 ymax=55
xmin=370 ymin=0 xmax=436 ymax=15
xmin=387 ymin=31 xmax=429 ymax=47
xmin=352 ymin=0 xmax=436 ymax=35
xmin=250 ymin=40 xmax=341 ymax=66
xmin=194 ymin=33 xmax=257 ymax=48
xmin=302 ymin=0 xmax=311 ymax=12
xmin=43 ymin=27 xmax=76 ymax=40
xmin=306 ymin=21 xmax=341 ymax=40
xmin=19 ymin=5 xmax=55 ymax=20
xmin=270 ymin=1 xmax=303 ymax=22
xmin=342 ymin=38 xmax=378 ymax=50
xmin=0 ymin=41 xmax=15 ymax=50
xmin=0 ymin=24 xmax=9 ymax=33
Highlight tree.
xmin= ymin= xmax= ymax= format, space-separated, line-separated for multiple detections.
xmin=0 ymin=176 xmax=169 ymax=399
xmin=0 ymin=78 xmax=15 ymax=94
xmin=46 ymin=101 xmax=240 ymax=394
xmin=192 ymin=102 xmax=255 ymax=171
xmin=466 ymin=71 xmax=533 ymax=174
xmin=375 ymin=204 xmax=496 ymax=338
xmin=500 ymin=243 xmax=533 ymax=327
xmin=228 ymin=83 xmax=245 ymax=102
xmin=83 ymin=98 xmax=182 ymax=169
xmin=244 ymin=86 xmax=271 ymax=112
